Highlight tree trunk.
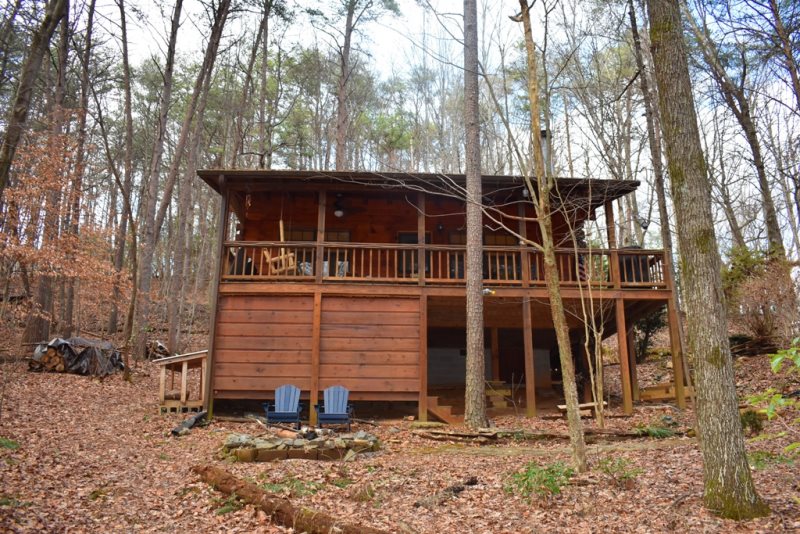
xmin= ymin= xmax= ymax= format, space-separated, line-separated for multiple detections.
xmin=152 ymin=0 xmax=231 ymax=242
xmin=108 ymin=0 xmax=134 ymax=336
xmin=646 ymin=0 xmax=768 ymax=519
xmin=0 ymin=0 xmax=68 ymax=198
xmin=134 ymin=0 xmax=183 ymax=359
xmin=230 ymin=4 xmax=270 ymax=168
xmin=462 ymin=0 xmax=487 ymax=429
xmin=63 ymin=0 xmax=96 ymax=338
xmin=517 ymin=0 xmax=587 ymax=473
xmin=335 ymin=0 xmax=356 ymax=170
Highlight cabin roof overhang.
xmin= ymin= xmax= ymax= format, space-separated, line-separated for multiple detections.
xmin=196 ymin=169 xmax=639 ymax=210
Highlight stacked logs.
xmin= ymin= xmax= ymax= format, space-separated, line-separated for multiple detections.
xmin=29 ymin=346 xmax=66 ymax=372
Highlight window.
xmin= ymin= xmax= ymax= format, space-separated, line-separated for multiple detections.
xmin=285 ymin=229 xmax=350 ymax=242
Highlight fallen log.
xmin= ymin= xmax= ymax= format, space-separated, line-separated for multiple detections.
xmin=414 ymin=476 xmax=479 ymax=509
xmin=192 ymin=465 xmax=388 ymax=534
xmin=171 ymin=411 xmax=207 ymax=436
xmin=412 ymin=427 xmax=674 ymax=444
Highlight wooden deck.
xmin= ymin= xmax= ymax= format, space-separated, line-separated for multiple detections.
xmin=221 ymin=241 xmax=668 ymax=291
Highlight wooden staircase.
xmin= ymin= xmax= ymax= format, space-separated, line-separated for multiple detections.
xmin=486 ymin=380 xmax=514 ymax=409
xmin=426 ymin=396 xmax=464 ymax=425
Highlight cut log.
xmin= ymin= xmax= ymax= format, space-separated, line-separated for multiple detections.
xmin=192 ymin=465 xmax=389 ymax=534
xmin=414 ymin=477 xmax=479 ymax=509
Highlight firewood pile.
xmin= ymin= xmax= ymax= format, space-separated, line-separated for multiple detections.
xmin=146 ymin=340 xmax=170 ymax=359
xmin=28 ymin=337 xmax=124 ymax=377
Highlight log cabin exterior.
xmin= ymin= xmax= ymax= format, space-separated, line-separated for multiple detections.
xmin=197 ymin=169 xmax=686 ymax=423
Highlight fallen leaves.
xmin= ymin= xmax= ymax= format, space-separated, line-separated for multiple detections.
xmin=0 ymin=354 xmax=797 ymax=532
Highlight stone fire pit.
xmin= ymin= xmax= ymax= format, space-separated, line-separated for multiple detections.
xmin=224 ymin=429 xmax=381 ymax=462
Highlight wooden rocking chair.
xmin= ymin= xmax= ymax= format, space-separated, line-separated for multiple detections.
xmin=263 ymin=219 xmax=296 ymax=275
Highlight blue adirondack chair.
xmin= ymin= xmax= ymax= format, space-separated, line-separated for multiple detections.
xmin=315 ymin=385 xmax=354 ymax=431
xmin=262 ymin=384 xmax=302 ymax=429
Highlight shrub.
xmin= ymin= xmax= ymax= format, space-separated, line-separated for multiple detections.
xmin=597 ymin=457 xmax=642 ymax=487
xmin=726 ymin=254 xmax=798 ymax=344
xmin=633 ymin=306 xmax=667 ymax=363
xmin=505 ymin=461 xmax=574 ymax=499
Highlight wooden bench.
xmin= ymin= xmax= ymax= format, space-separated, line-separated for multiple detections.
xmin=556 ymin=401 xmax=607 ymax=417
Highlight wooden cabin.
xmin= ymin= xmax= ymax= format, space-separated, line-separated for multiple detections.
xmin=197 ymin=169 xmax=686 ymax=423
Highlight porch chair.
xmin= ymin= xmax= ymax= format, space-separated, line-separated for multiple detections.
xmin=314 ymin=385 xmax=354 ymax=431
xmin=262 ymin=384 xmax=303 ymax=429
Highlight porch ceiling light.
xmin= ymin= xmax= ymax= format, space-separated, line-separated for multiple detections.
xmin=333 ymin=195 xmax=345 ymax=218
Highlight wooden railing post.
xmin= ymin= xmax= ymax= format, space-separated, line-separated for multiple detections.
xmin=518 ymin=203 xmax=531 ymax=287
xmin=605 ymin=201 xmax=621 ymax=288
xmin=417 ymin=192 xmax=426 ymax=286
xmin=315 ymin=191 xmax=326 ymax=283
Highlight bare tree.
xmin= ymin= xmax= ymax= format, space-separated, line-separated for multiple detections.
xmin=463 ymin=0 xmax=487 ymax=429
xmin=0 ymin=0 xmax=68 ymax=200
xmin=647 ymin=0 xmax=768 ymax=519
xmin=516 ymin=0 xmax=587 ymax=473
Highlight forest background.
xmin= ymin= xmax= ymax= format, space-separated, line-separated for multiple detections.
xmin=0 ymin=0 xmax=797 ymax=361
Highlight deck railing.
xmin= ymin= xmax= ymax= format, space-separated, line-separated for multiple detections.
xmin=221 ymin=241 xmax=667 ymax=289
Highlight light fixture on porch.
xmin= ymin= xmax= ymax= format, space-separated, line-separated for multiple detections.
xmin=333 ymin=194 xmax=345 ymax=218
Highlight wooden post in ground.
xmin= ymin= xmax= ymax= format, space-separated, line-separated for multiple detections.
xmin=418 ymin=294 xmax=428 ymax=421
xmin=615 ymin=298 xmax=633 ymax=414
xmin=522 ymin=296 xmax=536 ymax=416
xmin=310 ymin=291 xmax=322 ymax=425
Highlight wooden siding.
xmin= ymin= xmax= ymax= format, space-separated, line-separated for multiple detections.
xmin=319 ymin=297 xmax=420 ymax=397
xmin=213 ymin=295 xmax=314 ymax=398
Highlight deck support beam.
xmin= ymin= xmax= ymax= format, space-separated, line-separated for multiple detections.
xmin=615 ymin=298 xmax=633 ymax=414
xmin=418 ymin=294 xmax=428 ymax=421
xmin=522 ymin=296 xmax=536 ymax=416
xmin=310 ymin=291 xmax=322 ymax=425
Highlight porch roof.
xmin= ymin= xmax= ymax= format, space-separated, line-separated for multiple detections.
xmin=196 ymin=169 xmax=639 ymax=208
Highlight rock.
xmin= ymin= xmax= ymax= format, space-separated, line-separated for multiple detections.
xmin=292 ymin=439 xmax=307 ymax=448
xmin=387 ymin=427 xmax=401 ymax=434
xmin=409 ymin=421 xmax=446 ymax=430
xmin=354 ymin=430 xmax=370 ymax=440
xmin=334 ymin=438 xmax=346 ymax=449
xmin=224 ymin=434 xmax=252 ymax=449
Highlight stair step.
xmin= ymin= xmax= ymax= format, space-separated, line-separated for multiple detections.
xmin=426 ymin=396 xmax=463 ymax=425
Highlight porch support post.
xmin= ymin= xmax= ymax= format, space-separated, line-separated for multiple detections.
xmin=417 ymin=192 xmax=426 ymax=286
xmin=418 ymin=294 xmax=428 ymax=421
xmin=490 ymin=327 xmax=500 ymax=381
xmin=605 ymin=200 xmax=621 ymax=288
xmin=315 ymin=190 xmax=326 ymax=283
xmin=615 ymin=298 xmax=633 ymax=414
xmin=310 ymin=291 xmax=322 ymax=425
xmin=203 ymin=175 xmax=227 ymax=415
xmin=522 ymin=296 xmax=536 ymax=416
xmin=667 ymin=298 xmax=687 ymax=408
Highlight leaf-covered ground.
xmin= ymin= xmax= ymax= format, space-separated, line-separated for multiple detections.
xmin=1 ymin=354 xmax=798 ymax=533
